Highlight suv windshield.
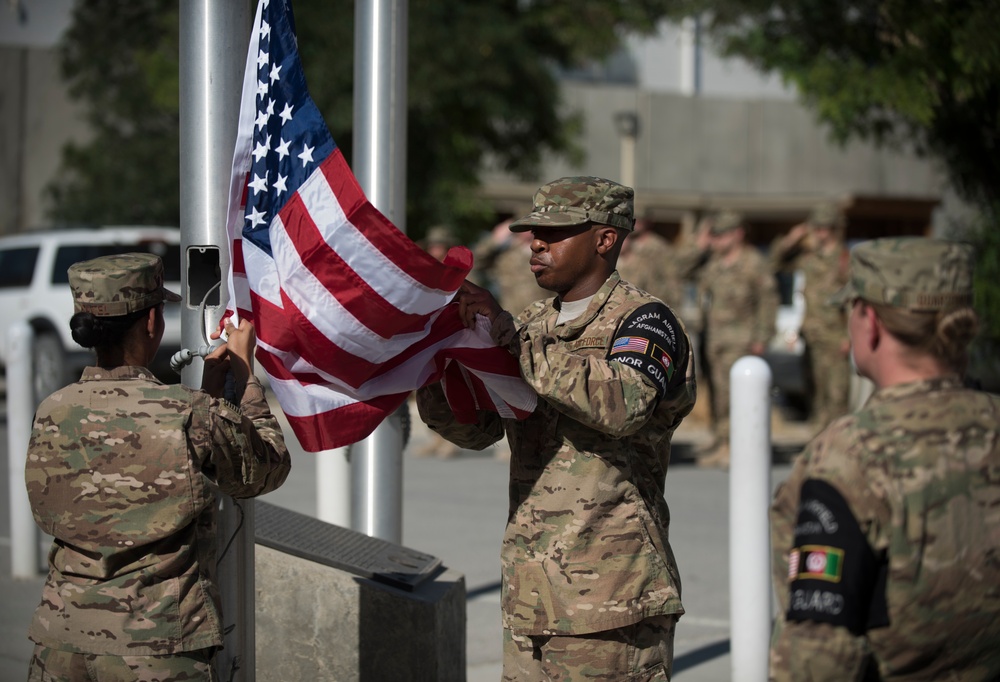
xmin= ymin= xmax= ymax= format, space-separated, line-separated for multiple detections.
xmin=51 ymin=242 xmax=182 ymax=284
xmin=0 ymin=247 xmax=41 ymax=288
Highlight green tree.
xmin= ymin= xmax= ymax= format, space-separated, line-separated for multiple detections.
xmin=666 ymin=0 xmax=1000 ymax=378
xmin=48 ymin=0 xmax=672 ymax=241
xmin=667 ymin=0 xmax=1000 ymax=212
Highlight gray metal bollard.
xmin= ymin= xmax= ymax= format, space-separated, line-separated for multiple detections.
xmin=8 ymin=321 xmax=38 ymax=578
xmin=729 ymin=355 xmax=773 ymax=682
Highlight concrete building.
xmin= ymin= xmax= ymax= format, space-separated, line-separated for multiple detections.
xmin=0 ymin=6 xmax=963 ymax=241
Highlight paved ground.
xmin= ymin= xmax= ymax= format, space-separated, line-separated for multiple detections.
xmin=0 ymin=386 xmax=810 ymax=681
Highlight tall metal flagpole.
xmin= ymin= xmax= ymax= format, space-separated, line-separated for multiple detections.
xmin=178 ymin=2 xmax=254 ymax=680
xmin=350 ymin=0 xmax=409 ymax=544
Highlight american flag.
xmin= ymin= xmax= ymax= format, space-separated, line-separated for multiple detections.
xmin=221 ymin=0 xmax=535 ymax=453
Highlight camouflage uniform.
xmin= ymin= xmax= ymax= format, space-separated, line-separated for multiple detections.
xmin=418 ymin=177 xmax=697 ymax=681
xmin=771 ymin=203 xmax=850 ymax=429
xmin=770 ymin=238 xmax=1000 ymax=681
xmin=25 ymin=253 xmax=290 ymax=681
xmin=617 ymin=230 xmax=687 ymax=311
xmin=692 ymin=212 xmax=777 ymax=445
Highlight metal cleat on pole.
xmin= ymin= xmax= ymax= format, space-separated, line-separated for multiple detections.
xmin=729 ymin=355 xmax=773 ymax=682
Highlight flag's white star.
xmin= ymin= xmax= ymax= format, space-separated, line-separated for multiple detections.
xmin=279 ymin=103 xmax=293 ymax=124
xmin=275 ymin=138 xmax=291 ymax=160
xmin=247 ymin=205 xmax=267 ymax=228
xmin=274 ymin=174 xmax=288 ymax=195
xmin=255 ymin=109 xmax=269 ymax=131
xmin=260 ymin=18 xmax=270 ymax=41
xmin=298 ymin=144 xmax=314 ymax=167
xmin=257 ymin=79 xmax=268 ymax=98
xmin=252 ymin=135 xmax=271 ymax=162
xmin=257 ymin=50 xmax=269 ymax=68
xmin=249 ymin=172 xmax=268 ymax=195
xmin=270 ymin=63 xmax=282 ymax=84
xmin=266 ymin=98 xmax=275 ymax=115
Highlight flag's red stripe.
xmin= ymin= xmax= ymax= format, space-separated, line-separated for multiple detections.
xmin=319 ymin=151 xmax=472 ymax=290
xmin=285 ymin=393 xmax=410 ymax=452
xmin=279 ymin=189 xmax=440 ymax=339
xmin=443 ymin=361 xmax=478 ymax=423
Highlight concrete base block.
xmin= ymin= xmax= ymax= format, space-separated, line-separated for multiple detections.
xmin=255 ymin=544 xmax=466 ymax=681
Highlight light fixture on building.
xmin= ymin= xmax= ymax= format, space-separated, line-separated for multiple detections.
xmin=613 ymin=111 xmax=639 ymax=188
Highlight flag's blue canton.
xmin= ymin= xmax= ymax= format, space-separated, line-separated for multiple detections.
xmin=244 ymin=0 xmax=336 ymax=256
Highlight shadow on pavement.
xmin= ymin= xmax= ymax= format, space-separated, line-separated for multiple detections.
xmin=673 ymin=639 xmax=731 ymax=673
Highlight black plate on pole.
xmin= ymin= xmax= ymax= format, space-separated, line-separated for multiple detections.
xmin=255 ymin=501 xmax=442 ymax=591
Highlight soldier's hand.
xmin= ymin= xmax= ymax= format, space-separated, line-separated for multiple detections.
xmin=749 ymin=341 xmax=766 ymax=356
xmin=457 ymin=279 xmax=503 ymax=329
xmin=201 ymin=343 xmax=230 ymax=399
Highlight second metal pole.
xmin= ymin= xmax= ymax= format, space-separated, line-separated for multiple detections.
xmin=349 ymin=0 xmax=409 ymax=544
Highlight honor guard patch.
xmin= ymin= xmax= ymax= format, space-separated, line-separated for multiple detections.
xmin=785 ymin=478 xmax=889 ymax=635
xmin=608 ymin=302 xmax=683 ymax=397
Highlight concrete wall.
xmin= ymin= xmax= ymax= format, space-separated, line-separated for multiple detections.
xmin=256 ymin=545 xmax=466 ymax=682
xmin=508 ymin=83 xmax=945 ymax=201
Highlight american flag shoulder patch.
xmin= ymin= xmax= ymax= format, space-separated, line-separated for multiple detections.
xmin=611 ymin=336 xmax=649 ymax=354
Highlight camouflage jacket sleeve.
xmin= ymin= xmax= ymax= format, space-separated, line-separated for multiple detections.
xmin=769 ymin=428 xmax=875 ymax=681
xmin=492 ymin=310 xmax=662 ymax=438
xmin=415 ymin=381 xmax=505 ymax=450
xmin=194 ymin=375 xmax=291 ymax=498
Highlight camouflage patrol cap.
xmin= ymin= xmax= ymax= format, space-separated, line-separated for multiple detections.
xmin=69 ymin=252 xmax=181 ymax=317
xmin=708 ymin=210 xmax=744 ymax=235
xmin=829 ymin=237 xmax=974 ymax=311
xmin=509 ymin=176 xmax=635 ymax=232
xmin=807 ymin=201 xmax=842 ymax=229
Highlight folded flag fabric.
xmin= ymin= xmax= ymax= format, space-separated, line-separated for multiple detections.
xmin=221 ymin=0 xmax=536 ymax=452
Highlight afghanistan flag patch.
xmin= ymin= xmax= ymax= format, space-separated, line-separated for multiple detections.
xmin=789 ymin=545 xmax=844 ymax=583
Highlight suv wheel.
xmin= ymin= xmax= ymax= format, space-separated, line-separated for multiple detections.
xmin=33 ymin=333 xmax=68 ymax=403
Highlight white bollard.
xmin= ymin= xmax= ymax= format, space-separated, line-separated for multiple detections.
xmin=729 ymin=355 xmax=773 ymax=682
xmin=8 ymin=321 xmax=38 ymax=578
xmin=317 ymin=446 xmax=351 ymax=526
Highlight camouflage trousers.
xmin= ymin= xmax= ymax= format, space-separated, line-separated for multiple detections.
xmin=28 ymin=644 xmax=217 ymax=682
xmin=803 ymin=336 xmax=849 ymax=431
xmin=502 ymin=615 xmax=676 ymax=681
xmin=705 ymin=341 xmax=749 ymax=441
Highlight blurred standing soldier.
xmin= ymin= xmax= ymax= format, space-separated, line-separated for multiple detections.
xmin=417 ymin=177 xmax=696 ymax=681
xmin=421 ymin=224 xmax=458 ymax=263
xmin=617 ymin=217 xmax=687 ymax=311
xmin=771 ymin=202 xmax=851 ymax=431
xmin=473 ymin=218 xmax=549 ymax=320
xmin=770 ymin=237 xmax=1000 ymax=681
xmin=690 ymin=210 xmax=778 ymax=468
xmin=25 ymin=253 xmax=290 ymax=681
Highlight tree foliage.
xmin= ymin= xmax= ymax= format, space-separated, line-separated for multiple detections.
xmin=48 ymin=0 xmax=672 ymax=241
xmin=666 ymin=0 xmax=1000 ymax=212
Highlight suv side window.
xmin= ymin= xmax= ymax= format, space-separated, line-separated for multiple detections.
xmin=0 ymin=247 xmax=40 ymax=288
xmin=51 ymin=243 xmax=181 ymax=284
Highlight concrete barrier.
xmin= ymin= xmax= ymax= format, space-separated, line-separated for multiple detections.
xmin=254 ymin=503 xmax=465 ymax=681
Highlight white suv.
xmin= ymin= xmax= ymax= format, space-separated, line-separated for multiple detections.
xmin=0 ymin=226 xmax=182 ymax=401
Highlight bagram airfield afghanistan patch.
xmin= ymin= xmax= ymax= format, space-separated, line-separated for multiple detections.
xmin=608 ymin=302 xmax=682 ymax=397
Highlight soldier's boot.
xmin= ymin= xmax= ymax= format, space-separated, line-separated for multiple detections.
xmin=695 ymin=443 xmax=730 ymax=470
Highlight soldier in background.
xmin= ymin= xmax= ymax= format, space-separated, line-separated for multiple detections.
xmin=417 ymin=176 xmax=696 ymax=681
xmin=25 ymin=253 xmax=290 ymax=681
xmin=771 ymin=202 xmax=851 ymax=432
xmin=689 ymin=210 xmax=778 ymax=469
xmin=421 ymin=224 xmax=458 ymax=263
xmin=472 ymin=218 xmax=549 ymax=320
xmin=769 ymin=237 xmax=1000 ymax=680
xmin=617 ymin=217 xmax=687 ymax=312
